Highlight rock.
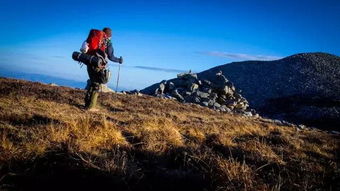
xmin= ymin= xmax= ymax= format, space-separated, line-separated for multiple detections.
xmin=221 ymin=86 xmax=233 ymax=95
xmin=196 ymin=91 xmax=210 ymax=99
xmin=250 ymin=109 xmax=257 ymax=115
xmin=281 ymin=120 xmax=295 ymax=127
xmin=189 ymin=83 xmax=199 ymax=92
xmin=49 ymin=83 xmax=58 ymax=86
xmin=140 ymin=71 xmax=252 ymax=113
xmin=140 ymin=81 xmax=162 ymax=94
xmin=217 ymin=97 xmax=227 ymax=104
xmin=164 ymin=94 xmax=176 ymax=99
xmin=213 ymin=102 xmax=221 ymax=109
xmin=100 ymin=84 xmax=115 ymax=93
xmin=243 ymin=111 xmax=253 ymax=117
xmin=158 ymin=83 xmax=166 ymax=94
xmin=184 ymin=91 xmax=192 ymax=96
xmin=186 ymin=95 xmax=201 ymax=103
xmin=193 ymin=97 xmax=201 ymax=103
xmin=230 ymin=84 xmax=236 ymax=91
xmin=171 ymin=89 xmax=185 ymax=102
xmin=221 ymin=105 xmax=231 ymax=113
xmin=330 ymin=131 xmax=340 ymax=135
xmin=235 ymin=103 xmax=246 ymax=110
xmin=210 ymin=73 xmax=228 ymax=89
xmin=273 ymin=120 xmax=283 ymax=125
xmin=298 ymin=124 xmax=306 ymax=129
xmin=202 ymin=80 xmax=212 ymax=87
xmin=234 ymin=93 xmax=242 ymax=99
xmin=216 ymin=72 xmax=228 ymax=82
xmin=177 ymin=72 xmax=198 ymax=80
xmin=202 ymin=87 xmax=212 ymax=94
xmin=210 ymin=93 xmax=218 ymax=100
xmin=127 ymin=89 xmax=143 ymax=96
xmin=167 ymin=82 xmax=176 ymax=91
xmin=208 ymin=100 xmax=216 ymax=107
xmin=171 ymin=78 xmax=187 ymax=87
xmin=226 ymin=100 xmax=237 ymax=107
xmin=201 ymin=102 xmax=209 ymax=107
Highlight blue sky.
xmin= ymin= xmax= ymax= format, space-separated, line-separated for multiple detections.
xmin=0 ymin=0 xmax=339 ymax=90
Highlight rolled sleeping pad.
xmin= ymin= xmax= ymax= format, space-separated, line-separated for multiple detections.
xmin=72 ymin=51 xmax=104 ymax=66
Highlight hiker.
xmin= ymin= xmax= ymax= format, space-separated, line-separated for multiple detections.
xmin=81 ymin=27 xmax=123 ymax=111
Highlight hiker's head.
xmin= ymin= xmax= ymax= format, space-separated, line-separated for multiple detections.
xmin=103 ymin=27 xmax=112 ymax=38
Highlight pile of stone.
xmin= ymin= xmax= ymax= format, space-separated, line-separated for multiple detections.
xmin=141 ymin=71 xmax=256 ymax=116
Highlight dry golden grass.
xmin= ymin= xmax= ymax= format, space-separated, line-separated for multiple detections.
xmin=0 ymin=77 xmax=339 ymax=191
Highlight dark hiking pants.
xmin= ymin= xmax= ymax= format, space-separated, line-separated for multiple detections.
xmin=84 ymin=65 xmax=102 ymax=109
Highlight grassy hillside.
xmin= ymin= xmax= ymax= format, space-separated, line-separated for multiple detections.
xmin=0 ymin=77 xmax=339 ymax=191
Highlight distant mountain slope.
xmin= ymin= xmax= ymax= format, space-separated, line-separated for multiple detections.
xmin=198 ymin=53 xmax=340 ymax=129
xmin=0 ymin=68 xmax=130 ymax=91
xmin=0 ymin=69 xmax=86 ymax=89
xmin=198 ymin=53 xmax=340 ymax=107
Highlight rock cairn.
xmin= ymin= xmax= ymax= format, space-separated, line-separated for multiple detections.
xmin=141 ymin=71 xmax=256 ymax=116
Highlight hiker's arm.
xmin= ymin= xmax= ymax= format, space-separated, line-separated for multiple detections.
xmin=80 ymin=41 xmax=89 ymax=53
xmin=106 ymin=43 xmax=122 ymax=63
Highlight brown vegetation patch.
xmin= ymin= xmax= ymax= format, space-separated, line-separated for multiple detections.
xmin=0 ymin=77 xmax=339 ymax=191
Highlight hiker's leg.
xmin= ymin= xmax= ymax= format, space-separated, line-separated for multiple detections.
xmin=85 ymin=79 xmax=91 ymax=90
xmin=84 ymin=85 xmax=93 ymax=108
xmin=85 ymin=66 xmax=96 ymax=108
xmin=87 ymin=91 xmax=99 ymax=109
xmin=87 ymin=82 xmax=100 ymax=109
xmin=85 ymin=65 xmax=102 ymax=109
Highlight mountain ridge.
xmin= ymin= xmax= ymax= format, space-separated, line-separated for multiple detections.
xmin=140 ymin=52 xmax=339 ymax=129
xmin=196 ymin=52 xmax=340 ymax=129
xmin=198 ymin=52 xmax=340 ymax=106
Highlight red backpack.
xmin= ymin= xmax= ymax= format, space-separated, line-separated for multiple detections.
xmin=86 ymin=29 xmax=107 ymax=55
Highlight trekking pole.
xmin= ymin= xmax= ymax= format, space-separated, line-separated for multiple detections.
xmin=115 ymin=63 xmax=121 ymax=92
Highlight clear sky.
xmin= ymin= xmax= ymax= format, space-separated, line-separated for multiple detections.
xmin=0 ymin=0 xmax=339 ymax=90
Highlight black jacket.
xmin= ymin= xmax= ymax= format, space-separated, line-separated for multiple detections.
xmin=106 ymin=42 xmax=120 ymax=63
